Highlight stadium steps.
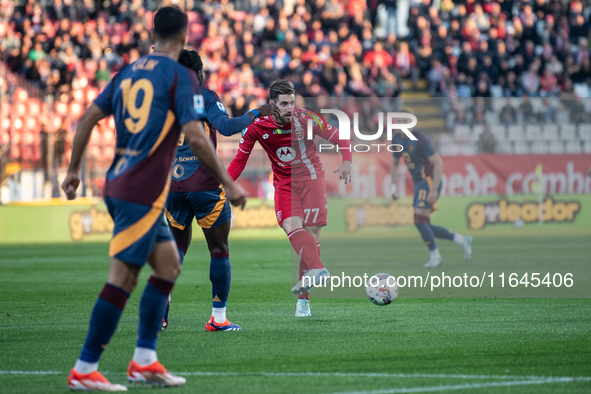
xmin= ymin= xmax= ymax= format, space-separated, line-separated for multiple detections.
xmin=398 ymin=92 xmax=449 ymax=133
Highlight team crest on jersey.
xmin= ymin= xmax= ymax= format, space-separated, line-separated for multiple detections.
xmin=276 ymin=146 xmax=296 ymax=162
xmin=172 ymin=164 xmax=185 ymax=178
xmin=114 ymin=157 xmax=128 ymax=175
xmin=217 ymin=101 xmax=226 ymax=112
xmin=295 ymin=128 xmax=304 ymax=140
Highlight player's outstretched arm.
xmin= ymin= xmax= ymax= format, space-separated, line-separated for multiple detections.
xmin=427 ymin=152 xmax=443 ymax=204
xmin=183 ymin=120 xmax=247 ymax=208
xmin=390 ymin=158 xmax=400 ymax=200
xmin=213 ymin=103 xmax=280 ymax=136
xmin=61 ymin=104 xmax=106 ymax=200
xmin=249 ymin=103 xmax=281 ymax=121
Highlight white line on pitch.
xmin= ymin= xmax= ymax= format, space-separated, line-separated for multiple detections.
xmin=329 ymin=377 xmax=586 ymax=394
xmin=0 ymin=371 xmax=62 ymax=375
xmin=2 ymin=370 xmax=591 ymax=382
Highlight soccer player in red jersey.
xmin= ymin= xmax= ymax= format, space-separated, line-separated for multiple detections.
xmin=227 ymin=80 xmax=352 ymax=317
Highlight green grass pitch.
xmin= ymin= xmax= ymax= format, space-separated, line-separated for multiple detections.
xmin=1 ymin=233 xmax=590 ymax=393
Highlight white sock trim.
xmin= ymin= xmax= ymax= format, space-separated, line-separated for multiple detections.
xmin=132 ymin=347 xmax=157 ymax=367
xmin=74 ymin=359 xmax=99 ymax=374
xmin=453 ymin=233 xmax=464 ymax=246
xmin=212 ymin=306 xmax=227 ymax=324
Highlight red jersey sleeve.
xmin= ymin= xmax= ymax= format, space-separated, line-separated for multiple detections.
xmin=227 ymin=125 xmax=257 ymax=180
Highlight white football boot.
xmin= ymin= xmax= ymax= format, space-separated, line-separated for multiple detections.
xmin=291 ymin=268 xmax=330 ymax=295
xmin=295 ymin=299 xmax=311 ymax=317
xmin=424 ymin=256 xmax=443 ymax=267
xmin=462 ymin=236 xmax=473 ymax=260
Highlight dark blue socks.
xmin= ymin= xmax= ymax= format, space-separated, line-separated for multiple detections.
xmin=210 ymin=251 xmax=231 ymax=308
xmin=137 ymin=276 xmax=174 ymax=350
xmin=414 ymin=214 xmax=437 ymax=251
xmin=430 ymin=225 xmax=454 ymax=241
xmin=79 ymin=284 xmax=129 ymax=363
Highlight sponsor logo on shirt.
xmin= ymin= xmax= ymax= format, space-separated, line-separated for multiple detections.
xmin=273 ymin=128 xmax=291 ymax=134
xmin=276 ymin=146 xmax=296 ymax=162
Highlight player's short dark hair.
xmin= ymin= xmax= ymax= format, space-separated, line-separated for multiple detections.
xmin=178 ymin=49 xmax=203 ymax=74
xmin=269 ymin=79 xmax=295 ymax=102
xmin=153 ymin=6 xmax=188 ymax=41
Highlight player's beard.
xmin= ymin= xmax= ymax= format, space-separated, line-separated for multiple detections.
xmin=276 ymin=111 xmax=292 ymax=125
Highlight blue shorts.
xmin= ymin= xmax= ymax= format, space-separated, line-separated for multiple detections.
xmin=105 ymin=197 xmax=174 ymax=266
xmin=164 ymin=188 xmax=231 ymax=231
xmin=413 ymin=178 xmax=443 ymax=211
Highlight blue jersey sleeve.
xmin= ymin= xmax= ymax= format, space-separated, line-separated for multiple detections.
xmin=174 ymin=67 xmax=206 ymax=126
xmin=93 ymin=77 xmax=115 ymax=116
xmin=416 ymin=131 xmax=436 ymax=158
xmin=204 ymin=89 xmax=253 ymax=136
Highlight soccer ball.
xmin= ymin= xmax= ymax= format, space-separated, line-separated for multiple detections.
xmin=366 ymin=273 xmax=398 ymax=306
xmin=513 ymin=218 xmax=524 ymax=229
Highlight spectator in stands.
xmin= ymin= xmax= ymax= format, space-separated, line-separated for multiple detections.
xmin=499 ymin=98 xmax=517 ymax=126
xmin=539 ymin=67 xmax=558 ymax=97
xmin=477 ymin=125 xmax=497 ymax=153
xmin=519 ymin=95 xmax=538 ymax=125
xmin=5 ymin=0 xmax=591 ymax=181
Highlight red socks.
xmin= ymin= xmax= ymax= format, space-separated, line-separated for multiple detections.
xmin=297 ymin=242 xmax=321 ymax=300
xmin=288 ymin=229 xmax=324 ymax=271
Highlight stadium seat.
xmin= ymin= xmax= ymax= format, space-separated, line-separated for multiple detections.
xmin=513 ymin=141 xmax=529 ymax=154
xmin=471 ymin=125 xmax=484 ymax=142
xmin=453 ymin=125 xmax=471 ymax=140
xmin=541 ymin=124 xmax=559 ymax=140
xmin=530 ymin=98 xmax=543 ymax=113
xmin=574 ymin=83 xmax=591 ymax=99
xmin=490 ymin=124 xmax=506 ymax=140
xmin=524 ymin=125 xmax=541 ymax=141
xmin=484 ymin=111 xmax=498 ymax=125
xmin=498 ymin=141 xmax=512 ymax=154
xmin=548 ymin=141 xmax=564 ymax=154
xmin=507 ymin=125 xmax=525 ymax=141
xmin=531 ymin=141 xmax=549 ymax=154
xmin=578 ymin=124 xmax=591 ymax=140
xmin=565 ymin=140 xmax=582 ymax=154
xmin=491 ymin=98 xmax=505 ymax=113
xmin=560 ymin=124 xmax=577 ymax=140
xmin=460 ymin=143 xmax=478 ymax=155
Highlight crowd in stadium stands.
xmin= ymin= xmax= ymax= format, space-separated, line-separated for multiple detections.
xmin=2 ymin=0 xmax=591 ymax=183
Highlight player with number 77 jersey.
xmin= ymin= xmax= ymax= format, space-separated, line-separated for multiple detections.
xmin=227 ymin=80 xmax=353 ymax=318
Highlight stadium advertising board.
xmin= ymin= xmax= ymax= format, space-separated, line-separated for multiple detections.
xmin=1 ymin=194 xmax=590 ymax=244
xmin=319 ymin=153 xmax=591 ymax=198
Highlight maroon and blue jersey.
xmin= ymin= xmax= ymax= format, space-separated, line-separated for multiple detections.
xmin=392 ymin=130 xmax=437 ymax=183
xmin=93 ymin=53 xmax=206 ymax=208
xmin=170 ymin=88 xmax=253 ymax=192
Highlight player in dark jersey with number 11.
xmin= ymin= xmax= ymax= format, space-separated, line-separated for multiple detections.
xmin=390 ymin=115 xmax=471 ymax=267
